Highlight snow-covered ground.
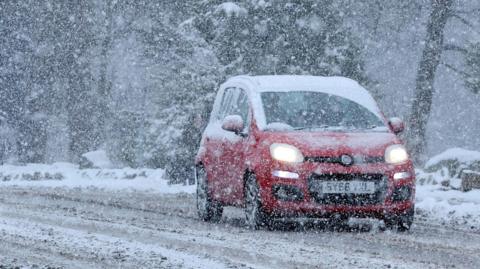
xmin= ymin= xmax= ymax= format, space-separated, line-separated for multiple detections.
xmin=415 ymin=148 xmax=480 ymax=229
xmin=0 ymin=159 xmax=480 ymax=229
xmin=1 ymin=161 xmax=480 ymax=231
xmin=2 ymin=148 xmax=480 ymax=268
xmin=416 ymin=181 xmax=480 ymax=229
xmin=2 ymin=182 xmax=480 ymax=268
xmin=0 ymin=162 xmax=195 ymax=194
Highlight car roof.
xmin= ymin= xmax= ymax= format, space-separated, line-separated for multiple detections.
xmin=222 ymin=75 xmax=366 ymax=93
xmin=216 ymin=75 xmax=384 ymax=130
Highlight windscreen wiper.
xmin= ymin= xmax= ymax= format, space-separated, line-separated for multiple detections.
xmin=293 ymin=125 xmax=329 ymax=131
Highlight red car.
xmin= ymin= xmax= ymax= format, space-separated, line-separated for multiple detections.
xmin=195 ymin=75 xmax=415 ymax=231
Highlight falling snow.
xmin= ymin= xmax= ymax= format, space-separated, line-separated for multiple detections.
xmin=1 ymin=1 xmax=480 ymax=268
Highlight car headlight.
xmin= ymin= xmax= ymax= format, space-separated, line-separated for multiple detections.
xmin=385 ymin=144 xmax=409 ymax=164
xmin=270 ymin=143 xmax=304 ymax=163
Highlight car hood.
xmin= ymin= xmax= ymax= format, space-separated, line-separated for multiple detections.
xmin=260 ymin=131 xmax=401 ymax=157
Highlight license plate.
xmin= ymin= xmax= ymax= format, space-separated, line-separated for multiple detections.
xmin=314 ymin=181 xmax=375 ymax=194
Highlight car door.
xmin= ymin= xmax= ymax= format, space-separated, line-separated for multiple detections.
xmin=218 ymin=88 xmax=251 ymax=205
xmin=203 ymin=87 xmax=236 ymax=202
xmin=219 ymin=88 xmax=250 ymax=205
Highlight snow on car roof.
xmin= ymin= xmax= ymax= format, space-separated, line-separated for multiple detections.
xmin=226 ymin=75 xmax=361 ymax=91
xmin=220 ymin=75 xmax=384 ymax=130
xmin=222 ymin=75 xmax=378 ymax=109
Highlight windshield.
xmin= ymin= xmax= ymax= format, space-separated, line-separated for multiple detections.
xmin=261 ymin=91 xmax=386 ymax=131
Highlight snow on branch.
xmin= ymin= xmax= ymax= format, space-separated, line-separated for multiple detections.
xmin=215 ymin=2 xmax=248 ymax=17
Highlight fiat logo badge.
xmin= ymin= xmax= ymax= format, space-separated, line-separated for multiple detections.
xmin=340 ymin=154 xmax=353 ymax=166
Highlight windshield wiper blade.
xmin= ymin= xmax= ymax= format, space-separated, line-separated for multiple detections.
xmin=293 ymin=125 xmax=329 ymax=130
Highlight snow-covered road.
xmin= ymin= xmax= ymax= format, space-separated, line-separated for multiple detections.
xmin=1 ymin=186 xmax=479 ymax=268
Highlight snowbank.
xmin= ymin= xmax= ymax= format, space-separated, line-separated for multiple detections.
xmin=415 ymin=148 xmax=480 ymax=229
xmin=416 ymin=184 xmax=480 ymax=229
xmin=0 ymin=163 xmax=194 ymax=194
xmin=81 ymin=150 xmax=115 ymax=169
xmin=425 ymin=148 xmax=480 ymax=168
xmin=418 ymin=148 xmax=480 ymax=188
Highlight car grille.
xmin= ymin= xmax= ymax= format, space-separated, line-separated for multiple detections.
xmin=304 ymin=156 xmax=384 ymax=165
xmin=308 ymin=173 xmax=387 ymax=205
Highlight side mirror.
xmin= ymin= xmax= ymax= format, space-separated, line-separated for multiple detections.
xmin=388 ymin=117 xmax=405 ymax=134
xmin=221 ymin=115 xmax=244 ymax=134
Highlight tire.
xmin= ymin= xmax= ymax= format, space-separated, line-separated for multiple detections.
xmin=244 ymin=173 xmax=272 ymax=229
xmin=327 ymin=214 xmax=350 ymax=232
xmin=384 ymin=207 xmax=414 ymax=232
xmin=196 ymin=166 xmax=223 ymax=222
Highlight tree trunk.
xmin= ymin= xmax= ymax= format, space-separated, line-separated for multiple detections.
xmin=406 ymin=0 xmax=453 ymax=165
xmin=98 ymin=1 xmax=113 ymax=144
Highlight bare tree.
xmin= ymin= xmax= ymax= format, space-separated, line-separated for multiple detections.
xmin=406 ymin=0 xmax=453 ymax=164
xmin=97 ymin=1 xmax=115 ymax=145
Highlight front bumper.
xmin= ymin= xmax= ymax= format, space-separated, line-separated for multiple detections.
xmin=255 ymin=161 xmax=415 ymax=218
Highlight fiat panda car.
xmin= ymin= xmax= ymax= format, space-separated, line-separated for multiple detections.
xmin=195 ymin=75 xmax=415 ymax=231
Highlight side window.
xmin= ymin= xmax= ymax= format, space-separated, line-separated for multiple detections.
xmin=236 ymin=89 xmax=249 ymax=129
xmin=229 ymin=88 xmax=250 ymax=132
xmin=217 ymin=88 xmax=249 ymax=129
xmin=217 ymin=87 xmax=235 ymax=121
xmin=218 ymin=87 xmax=250 ymax=132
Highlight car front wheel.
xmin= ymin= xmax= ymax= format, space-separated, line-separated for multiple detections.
xmin=244 ymin=173 xmax=271 ymax=229
xmin=196 ymin=166 xmax=223 ymax=222
xmin=384 ymin=207 xmax=414 ymax=232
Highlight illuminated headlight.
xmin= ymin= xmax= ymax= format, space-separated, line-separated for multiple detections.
xmin=270 ymin=143 xmax=304 ymax=163
xmin=385 ymin=144 xmax=409 ymax=164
